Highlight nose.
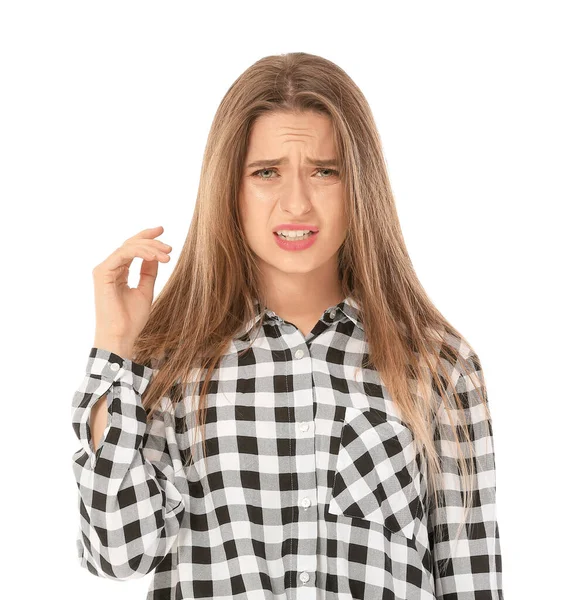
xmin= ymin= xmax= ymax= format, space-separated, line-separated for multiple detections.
xmin=278 ymin=172 xmax=313 ymax=216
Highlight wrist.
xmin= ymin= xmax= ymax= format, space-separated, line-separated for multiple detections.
xmin=93 ymin=339 xmax=134 ymax=360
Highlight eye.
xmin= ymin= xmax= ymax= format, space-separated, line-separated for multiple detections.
xmin=316 ymin=168 xmax=339 ymax=178
xmin=250 ymin=168 xmax=340 ymax=180
xmin=251 ymin=168 xmax=278 ymax=179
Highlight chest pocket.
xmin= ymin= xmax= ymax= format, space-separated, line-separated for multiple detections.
xmin=327 ymin=405 xmax=422 ymax=540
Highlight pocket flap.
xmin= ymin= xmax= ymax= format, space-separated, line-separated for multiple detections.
xmin=328 ymin=406 xmax=422 ymax=539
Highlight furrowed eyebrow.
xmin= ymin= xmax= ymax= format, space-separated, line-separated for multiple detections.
xmin=246 ymin=157 xmax=340 ymax=169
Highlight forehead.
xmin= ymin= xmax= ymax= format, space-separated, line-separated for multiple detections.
xmin=247 ymin=111 xmax=335 ymax=149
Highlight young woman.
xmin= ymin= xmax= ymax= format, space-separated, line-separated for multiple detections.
xmin=71 ymin=52 xmax=503 ymax=599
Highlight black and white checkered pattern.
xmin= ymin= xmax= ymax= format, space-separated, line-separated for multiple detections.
xmin=71 ymin=296 xmax=503 ymax=599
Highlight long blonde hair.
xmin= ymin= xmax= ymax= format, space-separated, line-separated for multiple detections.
xmin=132 ymin=52 xmax=490 ymax=570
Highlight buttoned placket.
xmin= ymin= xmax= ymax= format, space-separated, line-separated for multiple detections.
xmin=81 ymin=358 xmax=125 ymax=469
xmin=271 ymin=306 xmax=339 ymax=595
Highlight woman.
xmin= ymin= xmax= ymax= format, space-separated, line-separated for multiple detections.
xmin=71 ymin=52 xmax=503 ymax=599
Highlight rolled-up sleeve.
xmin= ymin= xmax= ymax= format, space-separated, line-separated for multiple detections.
xmin=430 ymin=352 xmax=504 ymax=599
xmin=70 ymin=347 xmax=185 ymax=580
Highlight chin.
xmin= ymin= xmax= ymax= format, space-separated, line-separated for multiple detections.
xmin=266 ymin=255 xmax=324 ymax=274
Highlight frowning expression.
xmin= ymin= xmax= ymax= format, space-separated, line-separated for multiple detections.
xmin=239 ymin=110 xmax=347 ymax=276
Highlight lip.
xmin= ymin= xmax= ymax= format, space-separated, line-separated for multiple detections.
xmin=273 ymin=230 xmax=319 ymax=251
xmin=272 ymin=223 xmax=319 ymax=232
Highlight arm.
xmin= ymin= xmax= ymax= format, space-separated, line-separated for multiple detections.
xmin=70 ymin=347 xmax=185 ymax=580
xmin=89 ymin=392 xmax=109 ymax=453
xmin=429 ymin=351 xmax=504 ymax=599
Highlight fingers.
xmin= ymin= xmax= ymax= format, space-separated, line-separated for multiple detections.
xmin=136 ymin=241 xmax=172 ymax=263
xmin=137 ymin=249 xmax=160 ymax=298
xmin=93 ymin=230 xmax=172 ymax=276
xmin=135 ymin=232 xmax=172 ymax=299
xmin=126 ymin=225 xmax=165 ymax=242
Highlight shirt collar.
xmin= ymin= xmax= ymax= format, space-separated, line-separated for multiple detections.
xmin=241 ymin=294 xmax=364 ymax=337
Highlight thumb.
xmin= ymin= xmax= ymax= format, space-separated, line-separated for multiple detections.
xmin=137 ymin=257 xmax=159 ymax=302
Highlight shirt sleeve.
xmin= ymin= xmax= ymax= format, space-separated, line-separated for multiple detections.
xmin=429 ymin=351 xmax=504 ymax=599
xmin=70 ymin=346 xmax=186 ymax=580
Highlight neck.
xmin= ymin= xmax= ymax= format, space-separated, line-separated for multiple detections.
xmin=260 ymin=259 xmax=344 ymax=321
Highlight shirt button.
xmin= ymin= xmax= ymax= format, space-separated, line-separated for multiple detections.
xmin=329 ymin=309 xmax=336 ymax=318
xmin=294 ymin=349 xmax=304 ymax=359
xmin=301 ymin=497 xmax=311 ymax=509
xmin=299 ymin=421 xmax=309 ymax=432
xmin=299 ymin=571 xmax=310 ymax=584
xmin=110 ymin=363 xmax=120 ymax=372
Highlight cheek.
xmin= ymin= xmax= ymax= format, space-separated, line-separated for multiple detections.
xmin=239 ymin=199 xmax=268 ymax=241
xmin=238 ymin=191 xmax=255 ymax=229
xmin=328 ymin=204 xmax=348 ymax=235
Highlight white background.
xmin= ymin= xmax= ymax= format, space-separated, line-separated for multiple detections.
xmin=1 ymin=1 xmax=571 ymax=598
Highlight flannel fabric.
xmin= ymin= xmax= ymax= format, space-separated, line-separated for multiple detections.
xmin=71 ymin=296 xmax=503 ymax=599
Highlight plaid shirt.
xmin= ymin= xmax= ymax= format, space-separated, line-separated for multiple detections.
xmin=71 ymin=296 xmax=503 ymax=599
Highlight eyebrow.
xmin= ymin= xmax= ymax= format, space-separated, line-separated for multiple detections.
xmin=246 ymin=157 xmax=340 ymax=169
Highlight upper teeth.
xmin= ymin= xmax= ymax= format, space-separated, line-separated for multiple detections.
xmin=276 ymin=230 xmax=312 ymax=237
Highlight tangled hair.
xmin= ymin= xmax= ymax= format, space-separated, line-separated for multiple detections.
xmin=132 ymin=52 xmax=491 ymax=574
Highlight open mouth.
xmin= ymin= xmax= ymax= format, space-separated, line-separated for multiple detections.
xmin=274 ymin=231 xmax=317 ymax=240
